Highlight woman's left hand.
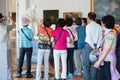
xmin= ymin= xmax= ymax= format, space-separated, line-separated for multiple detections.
xmin=93 ymin=60 xmax=101 ymax=68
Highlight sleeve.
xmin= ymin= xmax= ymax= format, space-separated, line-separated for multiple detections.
xmin=7 ymin=25 xmax=14 ymax=33
xmin=30 ymin=30 xmax=34 ymax=38
xmin=105 ymin=34 xmax=115 ymax=43
xmin=94 ymin=26 xmax=102 ymax=48
xmin=49 ymin=28 xmax=53 ymax=36
xmin=66 ymin=30 xmax=70 ymax=37
xmin=86 ymin=24 xmax=91 ymax=38
xmin=72 ymin=27 xmax=77 ymax=38
xmin=97 ymin=27 xmax=102 ymax=48
xmin=51 ymin=30 xmax=55 ymax=38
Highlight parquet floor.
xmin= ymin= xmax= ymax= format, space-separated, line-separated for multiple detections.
xmin=11 ymin=48 xmax=84 ymax=80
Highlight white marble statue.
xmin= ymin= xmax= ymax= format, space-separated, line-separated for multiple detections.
xmin=22 ymin=4 xmax=41 ymax=36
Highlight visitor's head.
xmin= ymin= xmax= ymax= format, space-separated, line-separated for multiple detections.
xmin=75 ymin=17 xmax=82 ymax=26
xmin=43 ymin=18 xmax=52 ymax=27
xmin=101 ymin=15 xmax=115 ymax=29
xmin=87 ymin=12 xmax=96 ymax=23
xmin=21 ymin=17 xmax=30 ymax=26
xmin=65 ymin=18 xmax=73 ymax=26
xmin=56 ymin=18 xmax=66 ymax=28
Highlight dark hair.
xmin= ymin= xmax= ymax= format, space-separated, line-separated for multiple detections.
xmin=102 ymin=15 xmax=115 ymax=29
xmin=0 ymin=13 xmax=4 ymax=22
xmin=43 ymin=18 xmax=52 ymax=27
xmin=88 ymin=12 xmax=96 ymax=21
xmin=56 ymin=18 xmax=66 ymax=28
xmin=82 ymin=18 xmax=87 ymax=24
xmin=95 ymin=19 xmax=101 ymax=25
xmin=65 ymin=18 xmax=73 ymax=26
xmin=75 ymin=17 xmax=82 ymax=25
xmin=0 ymin=13 xmax=3 ymax=19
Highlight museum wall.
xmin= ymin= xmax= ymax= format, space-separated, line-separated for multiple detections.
xmin=0 ymin=0 xmax=8 ymax=15
xmin=33 ymin=0 xmax=91 ymax=18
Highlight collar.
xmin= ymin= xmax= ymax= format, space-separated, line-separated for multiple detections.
xmin=104 ymin=29 xmax=112 ymax=35
xmin=57 ymin=26 xmax=63 ymax=29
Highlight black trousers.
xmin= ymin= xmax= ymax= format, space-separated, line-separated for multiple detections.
xmin=17 ymin=47 xmax=33 ymax=75
xmin=98 ymin=61 xmax=111 ymax=80
xmin=116 ymin=50 xmax=120 ymax=74
xmin=67 ymin=48 xmax=74 ymax=74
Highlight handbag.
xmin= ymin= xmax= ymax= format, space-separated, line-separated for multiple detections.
xmin=38 ymin=43 xmax=50 ymax=49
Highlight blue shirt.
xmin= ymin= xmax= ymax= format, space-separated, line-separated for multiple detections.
xmin=76 ymin=25 xmax=86 ymax=49
xmin=19 ymin=26 xmax=34 ymax=48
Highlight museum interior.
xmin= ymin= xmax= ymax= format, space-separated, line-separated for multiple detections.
xmin=0 ymin=0 xmax=120 ymax=80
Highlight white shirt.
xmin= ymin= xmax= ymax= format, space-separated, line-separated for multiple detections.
xmin=0 ymin=23 xmax=8 ymax=43
xmin=0 ymin=23 xmax=14 ymax=49
xmin=85 ymin=21 xmax=102 ymax=49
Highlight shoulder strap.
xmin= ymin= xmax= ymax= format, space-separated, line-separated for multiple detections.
xmin=21 ymin=29 xmax=31 ymax=41
xmin=68 ymin=28 xmax=75 ymax=39
xmin=54 ymin=29 xmax=63 ymax=45
xmin=44 ymin=27 xmax=50 ymax=39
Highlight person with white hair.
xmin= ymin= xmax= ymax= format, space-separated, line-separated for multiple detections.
xmin=0 ymin=12 xmax=15 ymax=80
xmin=16 ymin=17 xmax=34 ymax=78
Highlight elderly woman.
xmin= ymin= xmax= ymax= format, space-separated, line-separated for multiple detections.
xmin=35 ymin=18 xmax=53 ymax=80
xmin=51 ymin=18 xmax=71 ymax=80
xmin=94 ymin=15 xmax=120 ymax=80
xmin=16 ymin=17 xmax=34 ymax=78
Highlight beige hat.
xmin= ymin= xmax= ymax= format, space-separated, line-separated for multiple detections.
xmin=21 ymin=17 xmax=30 ymax=26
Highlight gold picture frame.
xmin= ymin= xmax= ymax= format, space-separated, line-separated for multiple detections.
xmin=63 ymin=12 xmax=82 ymax=22
xmin=90 ymin=0 xmax=94 ymax=12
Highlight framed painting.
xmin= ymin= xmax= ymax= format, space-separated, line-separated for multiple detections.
xmin=43 ymin=10 xmax=59 ymax=24
xmin=90 ymin=0 xmax=120 ymax=22
xmin=63 ymin=12 xmax=82 ymax=24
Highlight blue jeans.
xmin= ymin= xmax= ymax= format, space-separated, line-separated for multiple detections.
xmin=82 ymin=43 xmax=97 ymax=80
xmin=17 ymin=47 xmax=33 ymax=75
xmin=67 ymin=48 xmax=74 ymax=74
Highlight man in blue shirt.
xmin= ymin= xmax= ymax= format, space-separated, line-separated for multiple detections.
xmin=16 ymin=17 xmax=34 ymax=78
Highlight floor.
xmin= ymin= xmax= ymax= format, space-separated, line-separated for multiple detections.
xmin=11 ymin=48 xmax=84 ymax=80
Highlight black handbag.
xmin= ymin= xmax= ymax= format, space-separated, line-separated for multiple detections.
xmin=38 ymin=43 xmax=50 ymax=49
